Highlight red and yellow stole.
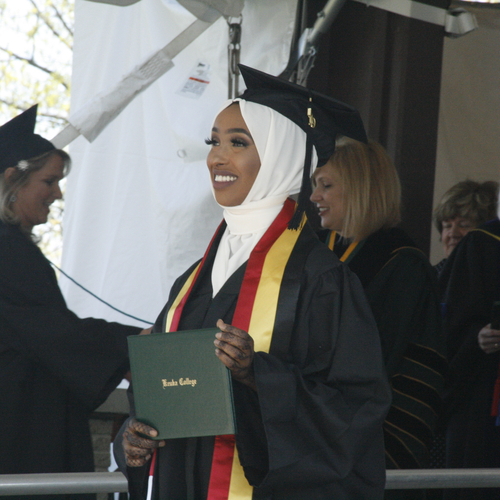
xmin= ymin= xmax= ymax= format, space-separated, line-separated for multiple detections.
xmin=164 ymin=198 xmax=304 ymax=500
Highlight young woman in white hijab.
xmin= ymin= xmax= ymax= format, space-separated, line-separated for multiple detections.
xmin=118 ymin=65 xmax=391 ymax=500
xmin=210 ymin=97 xmax=313 ymax=296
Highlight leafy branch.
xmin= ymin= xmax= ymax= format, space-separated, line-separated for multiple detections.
xmin=0 ymin=46 xmax=69 ymax=90
xmin=49 ymin=1 xmax=74 ymax=40
xmin=28 ymin=0 xmax=73 ymax=49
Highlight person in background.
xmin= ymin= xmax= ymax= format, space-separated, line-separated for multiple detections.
xmin=0 ymin=105 xmax=146 ymax=500
xmin=430 ymin=181 xmax=497 ymax=497
xmin=117 ymin=65 xmax=391 ymax=500
xmin=311 ymin=136 xmax=446 ymax=500
xmin=439 ymin=187 xmax=500 ymax=500
xmin=433 ymin=180 xmax=498 ymax=275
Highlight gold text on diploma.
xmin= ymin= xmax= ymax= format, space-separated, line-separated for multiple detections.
xmin=162 ymin=377 xmax=197 ymax=388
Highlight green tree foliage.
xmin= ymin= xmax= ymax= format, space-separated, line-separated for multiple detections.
xmin=0 ymin=0 xmax=74 ymax=265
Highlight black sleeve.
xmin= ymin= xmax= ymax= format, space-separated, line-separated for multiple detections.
xmin=0 ymin=228 xmax=141 ymax=409
xmin=364 ymin=249 xmax=446 ymax=468
xmin=439 ymin=227 xmax=500 ymax=384
xmin=234 ymin=262 xmax=391 ymax=493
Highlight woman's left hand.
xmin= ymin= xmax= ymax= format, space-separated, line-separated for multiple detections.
xmin=214 ymin=319 xmax=256 ymax=390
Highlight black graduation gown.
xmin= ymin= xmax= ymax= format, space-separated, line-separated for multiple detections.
xmin=438 ymin=218 xmax=500 ymax=500
xmin=326 ymin=229 xmax=446 ymax=472
xmin=0 ymin=221 xmax=141 ymax=500
xmin=121 ymin=222 xmax=391 ymax=500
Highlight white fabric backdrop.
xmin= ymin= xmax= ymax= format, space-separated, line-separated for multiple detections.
xmin=61 ymin=0 xmax=298 ymax=326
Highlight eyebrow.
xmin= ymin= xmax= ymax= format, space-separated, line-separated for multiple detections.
xmin=312 ymin=171 xmax=325 ymax=181
xmin=212 ymin=126 xmax=253 ymax=139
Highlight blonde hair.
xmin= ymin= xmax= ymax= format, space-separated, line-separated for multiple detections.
xmin=0 ymin=150 xmax=71 ymax=226
xmin=433 ymin=180 xmax=498 ymax=234
xmin=327 ymin=137 xmax=401 ymax=241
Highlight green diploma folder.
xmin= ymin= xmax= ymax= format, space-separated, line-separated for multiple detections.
xmin=127 ymin=328 xmax=236 ymax=440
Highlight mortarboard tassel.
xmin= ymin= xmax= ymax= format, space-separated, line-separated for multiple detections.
xmin=288 ymin=98 xmax=318 ymax=230
xmin=288 ymin=132 xmax=314 ymax=230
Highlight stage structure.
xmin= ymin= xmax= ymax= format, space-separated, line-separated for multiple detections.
xmin=60 ymin=0 xmax=479 ymax=326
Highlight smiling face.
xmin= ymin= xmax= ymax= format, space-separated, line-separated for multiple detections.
xmin=310 ymin=161 xmax=346 ymax=233
xmin=206 ymin=104 xmax=261 ymax=207
xmin=441 ymin=216 xmax=475 ymax=258
xmin=11 ymin=154 xmax=64 ymax=231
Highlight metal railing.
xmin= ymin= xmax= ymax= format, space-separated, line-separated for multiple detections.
xmin=386 ymin=469 xmax=500 ymax=490
xmin=0 ymin=472 xmax=127 ymax=496
xmin=2 ymin=469 xmax=500 ymax=495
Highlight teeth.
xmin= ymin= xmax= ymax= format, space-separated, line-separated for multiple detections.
xmin=318 ymin=207 xmax=327 ymax=212
xmin=215 ymin=175 xmax=237 ymax=182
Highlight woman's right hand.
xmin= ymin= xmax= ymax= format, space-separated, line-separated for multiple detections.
xmin=123 ymin=418 xmax=165 ymax=467
xmin=478 ymin=324 xmax=500 ymax=354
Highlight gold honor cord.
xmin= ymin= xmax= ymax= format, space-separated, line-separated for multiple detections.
xmin=327 ymin=231 xmax=359 ymax=262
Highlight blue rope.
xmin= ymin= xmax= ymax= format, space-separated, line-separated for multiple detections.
xmin=49 ymin=261 xmax=154 ymax=326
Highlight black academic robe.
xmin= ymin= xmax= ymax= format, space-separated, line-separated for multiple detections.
xmin=438 ymin=219 xmax=500 ymax=500
xmin=121 ymin=222 xmax=391 ymax=500
xmin=325 ymin=229 xmax=446 ymax=490
xmin=0 ymin=221 xmax=141 ymax=500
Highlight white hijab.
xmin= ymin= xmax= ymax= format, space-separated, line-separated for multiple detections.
xmin=210 ymin=98 xmax=318 ymax=295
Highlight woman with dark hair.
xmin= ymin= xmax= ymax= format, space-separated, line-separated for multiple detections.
xmin=311 ymin=137 xmax=446 ymax=499
xmin=0 ymin=106 xmax=144 ymax=500
xmin=118 ymin=66 xmax=391 ymax=500
xmin=433 ymin=179 xmax=498 ymax=274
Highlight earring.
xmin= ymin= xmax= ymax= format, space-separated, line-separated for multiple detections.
xmin=9 ymin=195 xmax=17 ymax=203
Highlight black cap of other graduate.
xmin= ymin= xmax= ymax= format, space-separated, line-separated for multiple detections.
xmin=238 ymin=64 xmax=367 ymax=229
xmin=0 ymin=105 xmax=55 ymax=174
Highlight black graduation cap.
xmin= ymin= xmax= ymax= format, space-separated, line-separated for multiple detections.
xmin=237 ymin=64 xmax=367 ymax=228
xmin=0 ymin=105 xmax=55 ymax=174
